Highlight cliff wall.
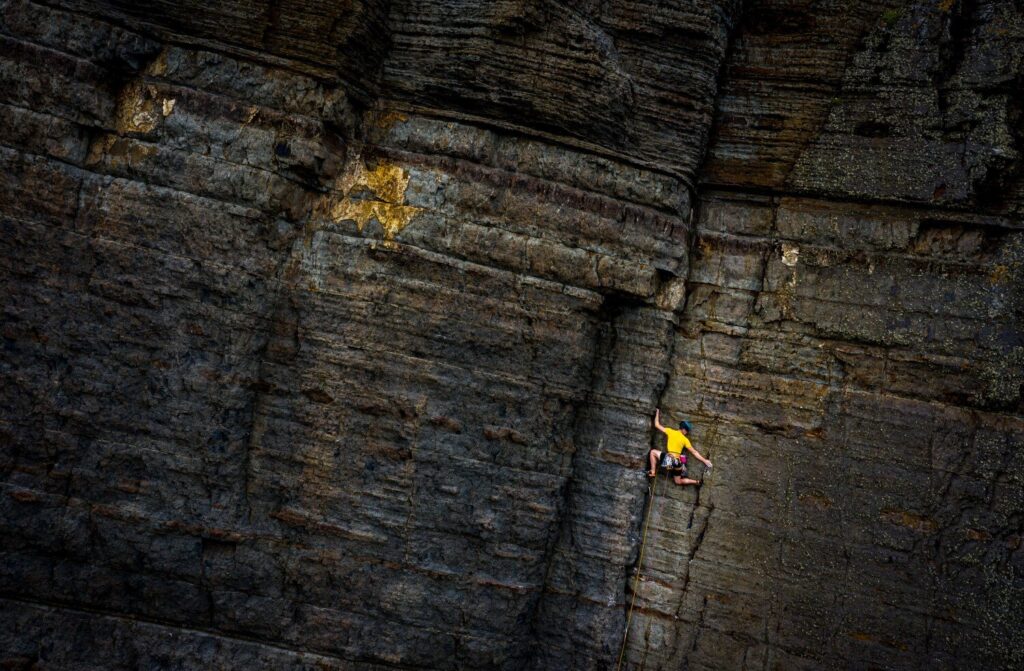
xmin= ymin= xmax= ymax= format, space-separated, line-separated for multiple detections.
xmin=1 ymin=1 xmax=1021 ymax=669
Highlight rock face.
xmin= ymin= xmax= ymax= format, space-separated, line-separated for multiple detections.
xmin=1 ymin=1 xmax=1021 ymax=670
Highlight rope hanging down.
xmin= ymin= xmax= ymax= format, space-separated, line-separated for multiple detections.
xmin=615 ymin=425 xmax=719 ymax=670
xmin=615 ymin=470 xmax=663 ymax=671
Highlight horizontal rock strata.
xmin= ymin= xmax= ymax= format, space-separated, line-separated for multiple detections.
xmin=1 ymin=0 xmax=1022 ymax=669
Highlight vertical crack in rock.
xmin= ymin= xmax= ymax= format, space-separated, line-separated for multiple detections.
xmin=527 ymin=289 xmax=683 ymax=669
xmin=523 ymin=297 xmax=620 ymax=662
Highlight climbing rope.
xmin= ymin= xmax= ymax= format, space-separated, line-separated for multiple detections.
xmin=616 ymin=469 xmax=663 ymax=671
xmin=616 ymin=425 xmax=720 ymax=670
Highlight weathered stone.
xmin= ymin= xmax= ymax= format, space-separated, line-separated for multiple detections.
xmin=1 ymin=0 xmax=1022 ymax=669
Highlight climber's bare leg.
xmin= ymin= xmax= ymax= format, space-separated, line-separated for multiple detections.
xmin=673 ymin=476 xmax=700 ymax=486
xmin=648 ymin=449 xmax=661 ymax=477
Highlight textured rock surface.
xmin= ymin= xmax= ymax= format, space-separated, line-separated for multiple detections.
xmin=1 ymin=0 xmax=1022 ymax=670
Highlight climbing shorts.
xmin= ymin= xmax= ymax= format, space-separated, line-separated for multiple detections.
xmin=659 ymin=452 xmax=687 ymax=476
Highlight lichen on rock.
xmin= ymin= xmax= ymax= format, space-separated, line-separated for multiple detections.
xmin=321 ymin=158 xmax=423 ymax=240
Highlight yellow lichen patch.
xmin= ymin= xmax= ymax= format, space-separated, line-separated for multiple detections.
xmin=329 ymin=199 xmax=421 ymax=240
xmin=356 ymin=161 xmax=411 ymax=205
xmin=85 ymin=135 xmax=157 ymax=168
xmin=116 ymin=81 xmax=161 ymax=134
xmin=373 ymin=110 xmax=409 ymax=129
xmin=161 ymin=98 xmax=176 ymax=117
xmin=321 ymin=159 xmax=422 ymax=241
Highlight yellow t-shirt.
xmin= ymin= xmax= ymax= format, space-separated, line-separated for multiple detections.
xmin=664 ymin=428 xmax=691 ymax=456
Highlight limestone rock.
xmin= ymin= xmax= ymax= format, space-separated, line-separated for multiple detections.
xmin=1 ymin=0 xmax=1022 ymax=669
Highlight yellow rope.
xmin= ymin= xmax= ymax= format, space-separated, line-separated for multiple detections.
xmin=616 ymin=469 xmax=663 ymax=671
xmin=617 ymin=426 xmax=719 ymax=670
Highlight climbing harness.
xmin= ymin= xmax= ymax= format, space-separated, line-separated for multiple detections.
xmin=659 ymin=451 xmax=685 ymax=471
xmin=615 ymin=469 xmax=663 ymax=671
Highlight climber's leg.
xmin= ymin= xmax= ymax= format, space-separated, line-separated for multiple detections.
xmin=672 ymin=463 xmax=697 ymax=486
xmin=648 ymin=449 xmax=661 ymax=477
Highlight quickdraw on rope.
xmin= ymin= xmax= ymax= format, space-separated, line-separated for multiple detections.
xmin=616 ymin=469 xmax=663 ymax=671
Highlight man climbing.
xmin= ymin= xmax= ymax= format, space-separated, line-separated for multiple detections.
xmin=647 ymin=409 xmax=712 ymax=486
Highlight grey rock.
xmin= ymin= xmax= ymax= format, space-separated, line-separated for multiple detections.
xmin=1 ymin=0 xmax=1022 ymax=669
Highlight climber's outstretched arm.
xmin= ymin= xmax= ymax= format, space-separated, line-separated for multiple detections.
xmin=686 ymin=444 xmax=713 ymax=468
xmin=653 ymin=408 xmax=667 ymax=434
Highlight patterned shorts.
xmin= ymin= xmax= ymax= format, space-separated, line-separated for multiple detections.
xmin=659 ymin=452 xmax=687 ymax=476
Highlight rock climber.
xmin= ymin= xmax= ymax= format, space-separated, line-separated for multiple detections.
xmin=647 ymin=409 xmax=712 ymax=486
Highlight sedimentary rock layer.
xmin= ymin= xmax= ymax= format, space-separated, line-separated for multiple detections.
xmin=1 ymin=0 xmax=1022 ymax=670
xmin=613 ymin=192 xmax=1023 ymax=670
